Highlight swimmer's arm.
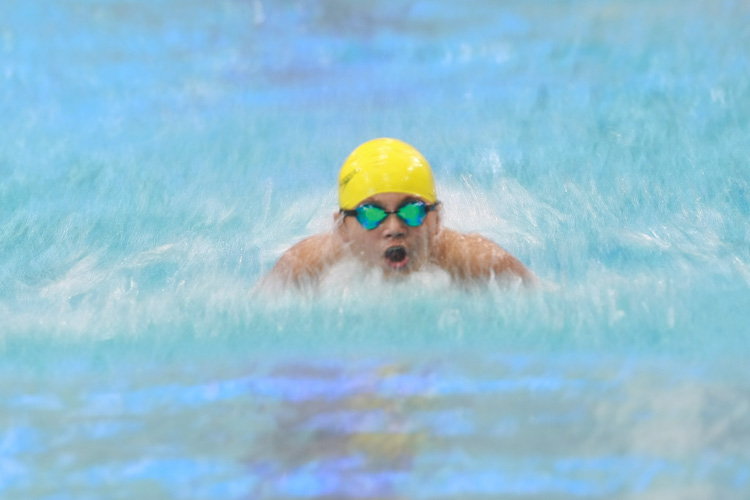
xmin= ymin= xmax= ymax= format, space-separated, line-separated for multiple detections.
xmin=265 ymin=233 xmax=344 ymax=286
xmin=434 ymin=228 xmax=537 ymax=286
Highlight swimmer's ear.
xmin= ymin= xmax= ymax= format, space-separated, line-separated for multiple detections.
xmin=432 ymin=203 xmax=442 ymax=234
xmin=334 ymin=211 xmax=351 ymax=242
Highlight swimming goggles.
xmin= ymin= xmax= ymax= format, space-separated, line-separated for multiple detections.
xmin=341 ymin=200 xmax=439 ymax=230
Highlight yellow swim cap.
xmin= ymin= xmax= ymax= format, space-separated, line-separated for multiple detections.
xmin=338 ymin=138 xmax=437 ymax=210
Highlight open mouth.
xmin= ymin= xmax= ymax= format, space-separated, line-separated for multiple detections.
xmin=384 ymin=246 xmax=409 ymax=269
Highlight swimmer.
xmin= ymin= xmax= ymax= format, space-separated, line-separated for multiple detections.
xmin=265 ymin=138 xmax=536 ymax=287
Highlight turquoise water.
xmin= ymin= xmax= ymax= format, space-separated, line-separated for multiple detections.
xmin=2 ymin=0 xmax=750 ymax=498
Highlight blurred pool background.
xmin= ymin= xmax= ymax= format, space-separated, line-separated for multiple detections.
xmin=2 ymin=0 xmax=749 ymax=498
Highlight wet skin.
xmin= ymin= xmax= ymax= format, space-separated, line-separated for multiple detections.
xmin=336 ymin=193 xmax=440 ymax=276
xmin=264 ymin=192 xmax=535 ymax=287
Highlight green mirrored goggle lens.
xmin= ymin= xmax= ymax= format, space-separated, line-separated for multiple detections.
xmin=356 ymin=205 xmax=388 ymax=230
xmin=354 ymin=201 xmax=428 ymax=230
xmin=396 ymin=202 xmax=426 ymax=226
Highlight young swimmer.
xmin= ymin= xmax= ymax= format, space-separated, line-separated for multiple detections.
xmin=265 ymin=138 xmax=536 ymax=287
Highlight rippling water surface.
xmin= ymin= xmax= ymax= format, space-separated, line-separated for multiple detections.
xmin=2 ymin=0 xmax=749 ymax=498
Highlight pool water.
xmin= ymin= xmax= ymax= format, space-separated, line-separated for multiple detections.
xmin=2 ymin=0 xmax=749 ymax=498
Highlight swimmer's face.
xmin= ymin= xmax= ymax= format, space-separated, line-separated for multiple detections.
xmin=337 ymin=193 xmax=441 ymax=276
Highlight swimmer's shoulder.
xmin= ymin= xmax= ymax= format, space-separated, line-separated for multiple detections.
xmin=433 ymin=228 xmax=536 ymax=285
xmin=268 ymin=232 xmax=344 ymax=285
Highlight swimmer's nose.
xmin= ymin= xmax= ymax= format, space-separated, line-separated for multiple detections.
xmin=382 ymin=213 xmax=406 ymax=238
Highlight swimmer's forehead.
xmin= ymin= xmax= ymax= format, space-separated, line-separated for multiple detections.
xmin=358 ymin=193 xmax=429 ymax=206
